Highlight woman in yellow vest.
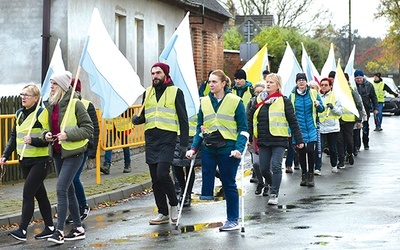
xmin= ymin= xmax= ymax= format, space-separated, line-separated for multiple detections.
xmin=43 ymin=71 xmax=93 ymax=244
xmin=186 ymin=69 xmax=248 ymax=231
xmin=1 ymin=84 xmax=54 ymax=241
xmin=248 ymin=73 xmax=304 ymax=205
xmin=318 ymin=78 xmax=343 ymax=173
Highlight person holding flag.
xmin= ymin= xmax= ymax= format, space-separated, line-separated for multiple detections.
xmin=132 ymin=62 xmax=188 ymax=225
xmin=1 ymin=84 xmax=55 ymax=241
xmin=43 ymin=71 xmax=93 ymax=244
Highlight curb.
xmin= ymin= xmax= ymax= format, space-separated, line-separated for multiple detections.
xmin=0 ymin=180 xmax=152 ymax=228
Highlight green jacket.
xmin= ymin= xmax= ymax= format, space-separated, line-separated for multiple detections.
xmin=43 ymin=90 xmax=93 ymax=158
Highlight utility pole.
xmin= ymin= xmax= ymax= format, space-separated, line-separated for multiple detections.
xmin=349 ymin=0 xmax=352 ymax=58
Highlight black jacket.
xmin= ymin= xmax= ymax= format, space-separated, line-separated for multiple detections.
xmin=356 ymin=79 xmax=378 ymax=116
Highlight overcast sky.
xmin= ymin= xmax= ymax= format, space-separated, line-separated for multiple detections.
xmin=316 ymin=0 xmax=390 ymax=38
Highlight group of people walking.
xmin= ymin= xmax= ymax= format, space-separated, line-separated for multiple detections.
xmin=1 ymin=61 xmax=391 ymax=242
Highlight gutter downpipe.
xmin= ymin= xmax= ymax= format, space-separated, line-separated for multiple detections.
xmin=41 ymin=0 xmax=51 ymax=84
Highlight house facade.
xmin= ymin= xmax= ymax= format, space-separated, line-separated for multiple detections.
xmin=0 ymin=0 xmax=230 ymax=107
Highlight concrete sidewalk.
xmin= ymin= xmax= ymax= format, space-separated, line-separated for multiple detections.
xmin=0 ymin=150 xmax=151 ymax=228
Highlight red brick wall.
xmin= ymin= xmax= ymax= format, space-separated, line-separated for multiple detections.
xmin=223 ymin=51 xmax=245 ymax=80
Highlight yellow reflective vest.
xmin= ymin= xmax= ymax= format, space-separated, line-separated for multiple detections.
xmin=61 ymin=99 xmax=89 ymax=151
xmin=145 ymin=86 xmax=179 ymax=132
xmin=201 ymin=93 xmax=240 ymax=141
xmin=319 ymin=92 xmax=340 ymax=123
xmin=253 ymin=97 xmax=289 ymax=137
xmin=232 ymin=88 xmax=252 ymax=107
xmin=373 ymin=81 xmax=385 ymax=102
xmin=16 ymin=110 xmax=49 ymax=157
xmin=189 ymin=115 xmax=198 ymax=137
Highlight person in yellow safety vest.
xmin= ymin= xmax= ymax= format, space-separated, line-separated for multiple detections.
xmin=64 ymin=78 xmax=99 ymax=224
xmin=101 ymin=108 xmax=133 ymax=175
xmin=132 ymin=62 xmax=189 ymax=226
xmin=337 ymin=73 xmax=364 ymax=168
xmin=372 ymin=72 xmax=400 ymax=131
xmin=186 ymin=69 xmax=249 ymax=231
xmin=231 ymin=69 xmax=254 ymax=107
xmin=198 ymin=70 xmax=213 ymax=97
xmin=248 ymin=73 xmax=304 ymax=205
xmin=317 ymin=78 xmax=343 ymax=174
xmin=43 ymin=71 xmax=93 ymax=244
xmin=1 ymin=84 xmax=54 ymax=241
xmin=289 ymin=73 xmax=324 ymax=187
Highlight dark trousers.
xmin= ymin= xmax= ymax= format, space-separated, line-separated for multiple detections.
xmin=173 ymin=165 xmax=195 ymax=197
xmin=149 ymin=162 xmax=178 ymax=216
xmin=321 ymin=132 xmax=338 ymax=167
xmin=338 ymin=122 xmax=355 ymax=163
xmin=19 ymin=157 xmax=53 ymax=230
xmin=297 ymin=142 xmax=316 ymax=174
xmin=362 ymin=117 xmax=370 ymax=147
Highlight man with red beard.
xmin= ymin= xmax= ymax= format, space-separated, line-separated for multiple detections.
xmin=132 ymin=62 xmax=189 ymax=225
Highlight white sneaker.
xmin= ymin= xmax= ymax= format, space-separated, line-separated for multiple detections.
xmin=331 ymin=166 xmax=338 ymax=173
xmin=170 ymin=206 xmax=179 ymax=224
xmin=314 ymin=169 xmax=321 ymax=176
xmin=149 ymin=213 xmax=169 ymax=225
xmin=268 ymin=194 xmax=279 ymax=205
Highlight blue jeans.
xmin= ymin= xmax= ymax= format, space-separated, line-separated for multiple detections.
xmin=259 ymin=146 xmax=285 ymax=196
xmin=53 ymin=153 xmax=84 ymax=231
xmin=73 ymin=151 xmax=88 ymax=207
xmin=201 ymin=151 xmax=240 ymax=222
xmin=104 ymin=130 xmax=131 ymax=164
xmin=374 ymin=103 xmax=383 ymax=128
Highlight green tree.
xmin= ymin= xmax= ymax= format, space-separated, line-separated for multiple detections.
xmin=223 ymin=26 xmax=245 ymax=50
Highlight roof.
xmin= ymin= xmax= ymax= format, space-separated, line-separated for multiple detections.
xmin=188 ymin=0 xmax=231 ymax=18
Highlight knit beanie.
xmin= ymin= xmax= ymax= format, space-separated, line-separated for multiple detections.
xmin=295 ymin=73 xmax=307 ymax=82
xmin=374 ymin=72 xmax=382 ymax=81
xmin=354 ymin=69 xmax=364 ymax=77
xmin=51 ymin=71 xmax=72 ymax=92
xmin=328 ymin=71 xmax=336 ymax=78
xmin=71 ymin=78 xmax=82 ymax=92
xmin=234 ymin=69 xmax=247 ymax=80
xmin=152 ymin=62 xmax=170 ymax=79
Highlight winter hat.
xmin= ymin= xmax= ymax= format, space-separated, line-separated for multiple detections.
xmin=234 ymin=69 xmax=247 ymax=80
xmin=374 ymin=72 xmax=382 ymax=81
xmin=354 ymin=69 xmax=364 ymax=77
xmin=295 ymin=73 xmax=307 ymax=82
xmin=71 ymin=78 xmax=82 ymax=92
xmin=262 ymin=70 xmax=270 ymax=75
xmin=328 ymin=71 xmax=336 ymax=78
xmin=152 ymin=62 xmax=170 ymax=79
xmin=51 ymin=71 xmax=72 ymax=92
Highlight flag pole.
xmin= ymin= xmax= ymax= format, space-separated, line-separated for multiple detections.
xmin=59 ymin=66 xmax=81 ymax=143
xmin=20 ymin=95 xmax=43 ymax=160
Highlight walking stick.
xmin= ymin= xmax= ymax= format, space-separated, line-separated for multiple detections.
xmin=240 ymin=143 xmax=248 ymax=233
xmin=175 ymin=157 xmax=196 ymax=230
xmin=20 ymin=95 xmax=43 ymax=160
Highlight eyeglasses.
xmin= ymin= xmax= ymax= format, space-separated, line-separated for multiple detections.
xmin=20 ymin=93 xmax=34 ymax=98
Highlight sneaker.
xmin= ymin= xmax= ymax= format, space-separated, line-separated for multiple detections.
xmin=262 ymin=185 xmax=269 ymax=197
xmin=268 ymin=194 xmax=279 ymax=205
xmin=9 ymin=228 xmax=26 ymax=241
xmin=294 ymin=164 xmax=300 ymax=170
xmin=219 ymin=220 xmax=240 ymax=231
xmin=314 ymin=169 xmax=321 ymax=176
xmin=348 ymin=154 xmax=354 ymax=165
xmin=123 ymin=162 xmax=131 ymax=173
xmin=364 ymin=145 xmax=369 ymax=150
xmin=48 ymin=230 xmax=64 ymax=244
xmin=149 ymin=213 xmax=169 ymax=225
xmin=65 ymin=214 xmax=73 ymax=224
xmin=35 ymin=226 xmax=54 ymax=239
xmin=337 ymin=162 xmax=346 ymax=169
xmin=170 ymin=206 xmax=179 ymax=224
xmin=285 ymin=166 xmax=293 ymax=173
xmin=64 ymin=228 xmax=85 ymax=241
xmin=80 ymin=205 xmax=90 ymax=221
xmin=100 ymin=162 xmax=110 ymax=175
xmin=331 ymin=166 xmax=338 ymax=173
xmin=255 ymin=184 xmax=264 ymax=195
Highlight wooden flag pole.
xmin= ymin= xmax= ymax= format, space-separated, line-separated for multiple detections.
xmin=20 ymin=95 xmax=43 ymax=160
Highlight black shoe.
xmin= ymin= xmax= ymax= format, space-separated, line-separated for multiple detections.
xmin=364 ymin=145 xmax=369 ymax=150
xmin=250 ymin=177 xmax=258 ymax=183
xmin=64 ymin=228 xmax=85 ymax=241
xmin=35 ymin=226 xmax=54 ymax=239
xmin=300 ymin=174 xmax=307 ymax=186
xmin=65 ymin=214 xmax=73 ymax=224
xmin=123 ymin=162 xmax=131 ymax=173
xmin=262 ymin=185 xmax=269 ymax=196
xmin=255 ymin=184 xmax=264 ymax=195
xmin=337 ymin=162 xmax=346 ymax=169
xmin=100 ymin=163 xmax=110 ymax=175
xmin=80 ymin=205 xmax=90 ymax=221
xmin=48 ymin=230 xmax=64 ymax=244
xmin=348 ymin=154 xmax=354 ymax=165
xmin=183 ymin=195 xmax=191 ymax=207
xmin=307 ymin=173 xmax=315 ymax=187
xmin=9 ymin=228 xmax=26 ymax=241
xmin=215 ymin=187 xmax=225 ymax=198
xmin=323 ymin=148 xmax=330 ymax=156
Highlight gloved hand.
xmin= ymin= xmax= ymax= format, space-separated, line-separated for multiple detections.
xmin=326 ymin=103 xmax=334 ymax=109
xmin=132 ymin=115 xmax=141 ymax=125
xmin=179 ymin=145 xmax=187 ymax=159
xmin=186 ymin=149 xmax=196 ymax=159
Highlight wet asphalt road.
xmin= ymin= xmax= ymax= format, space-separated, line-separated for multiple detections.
xmin=1 ymin=116 xmax=399 ymax=249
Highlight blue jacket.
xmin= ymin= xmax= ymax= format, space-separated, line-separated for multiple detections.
xmin=289 ymin=86 xmax=324 ymax=144
xmin=191 ymin=89 xmax=248 ymax=155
